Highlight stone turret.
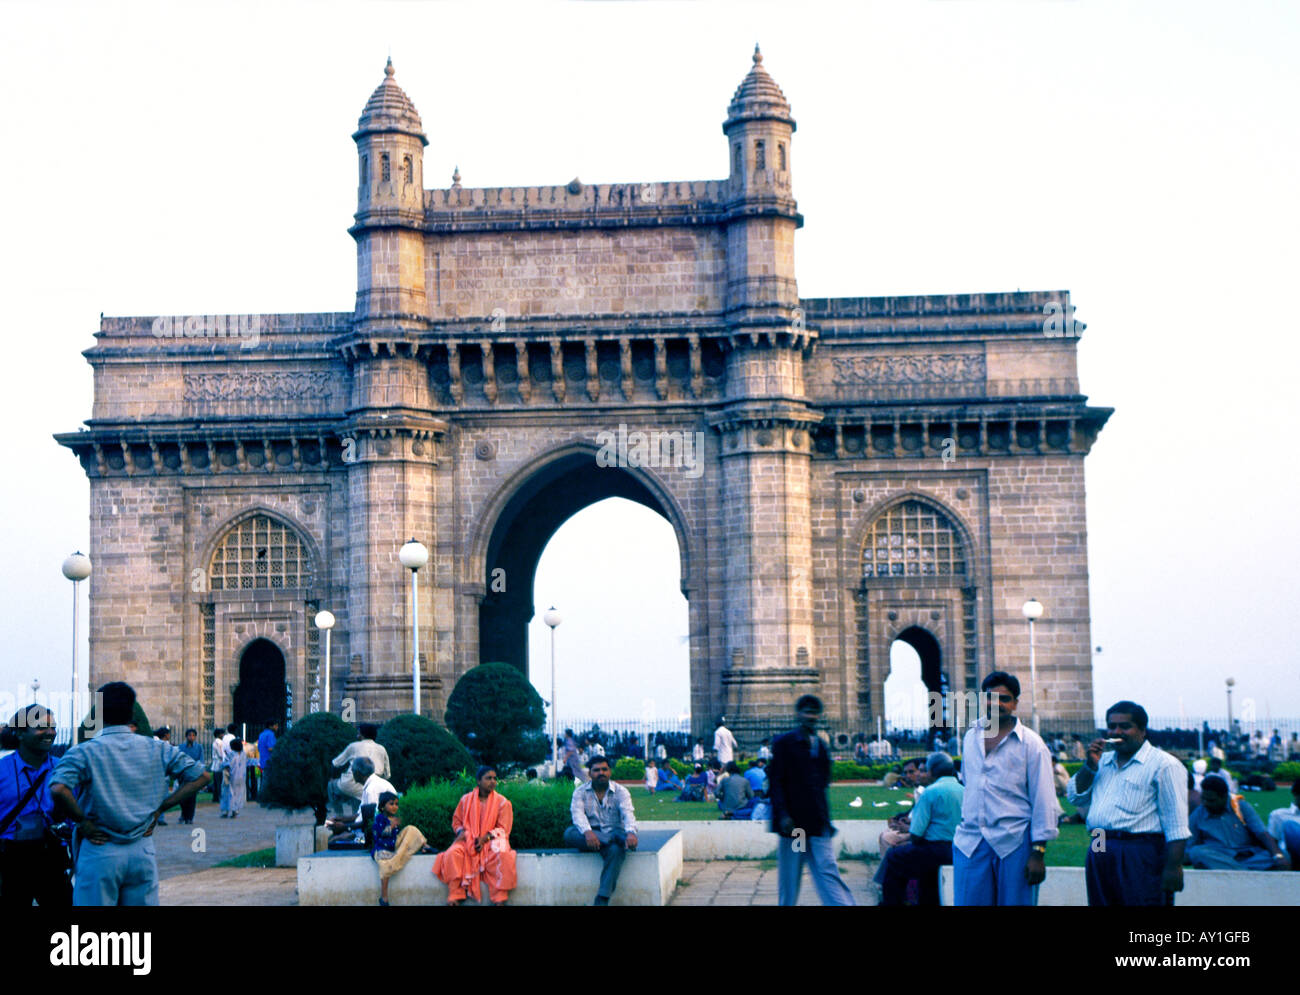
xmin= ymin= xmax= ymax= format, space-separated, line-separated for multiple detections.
xmin=352 ymin=59 xmax=429 ymax=324
xmin=724 ymin=44 xmax=796 ymax=202
xmin=713 ymin=48 xmax=820 ymax=735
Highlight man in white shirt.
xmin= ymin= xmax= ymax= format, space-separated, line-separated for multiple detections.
xmin=952 ymin=671 xmax=1058 ymax=905
xmin=713 ymin=719 xmax=738 ymax=766
xmin=209 ymin=726 xmax=228 ymax=801
xmin=325 ymin=757 xmax=396 ymax=837
xmin=563 ymin=755 xmax=638 ymax=905
xmin=1267 ymin=781 xmax=1300 ymax=846
xmin=1068 ymin=700 xmax=1188 ymax=906
xmin=328 ymin=723 xmax=392 ymax=817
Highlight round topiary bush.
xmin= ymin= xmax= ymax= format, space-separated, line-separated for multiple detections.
xmin=378 ymin=713 xmax=473 ymax=792
xmin=444 ymin=662 xmax=548 ymax=774
xmin=260 ymin=712 xmax=356 ymax=817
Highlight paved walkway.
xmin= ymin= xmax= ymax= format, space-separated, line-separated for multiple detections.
xmin=152 ymin=800 xmax=883 ymax=906
xmin=670 ymin=858 xmax=879 ymax=906
xmin=152 ymin=796 xmax=280 ymax=879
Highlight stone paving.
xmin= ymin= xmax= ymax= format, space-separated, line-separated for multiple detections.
xmin=151 ymin=795 xmax=281 ymax=880
xmin=670 ymin=858 xmax=879 ymax=906
xmin=150 ymin=798 xmax=882 ymax=906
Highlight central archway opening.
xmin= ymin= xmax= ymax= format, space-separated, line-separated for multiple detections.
xmin=479 ymin=451 xmax=690 ymax=748
xmin=232 ymin=638 xmax=286 ymax=732
xmin=884 ymin=626 xmax=945 ymax=738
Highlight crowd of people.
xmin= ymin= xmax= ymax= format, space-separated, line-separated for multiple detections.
xmin=2 ymin=676 xmax=1297 ymax=908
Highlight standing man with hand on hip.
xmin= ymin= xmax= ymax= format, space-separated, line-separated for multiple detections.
xmin=952 ymin=671 xmax=1059 ymax=905
xmin=1068 ymin=700 xmax=1188 ymax=906
xmin=769 ymin=695 xmax=856 ymax=906
xmin=49 ymin=682 xmax=210 ymax=906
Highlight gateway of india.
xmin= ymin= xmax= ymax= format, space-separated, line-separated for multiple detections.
xmin=56 ymin=49 xmax=1111 ymax=743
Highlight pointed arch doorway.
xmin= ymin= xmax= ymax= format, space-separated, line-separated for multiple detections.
xmin=232 ymin=638 xmax=287 ymax=731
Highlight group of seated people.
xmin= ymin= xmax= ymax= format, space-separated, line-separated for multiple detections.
xmin=1186 ymin=775 xmax=1298 ymax=871
xmin=645 ymin=756 xmax=770 ymax=820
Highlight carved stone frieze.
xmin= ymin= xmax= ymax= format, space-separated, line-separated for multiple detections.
xmin=831 ymin=354 xmax=986 ymax=386
xmin=184 ymin=371 xmax=335 ymax=401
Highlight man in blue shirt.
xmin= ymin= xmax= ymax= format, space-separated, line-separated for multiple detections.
xmin=743 ymin=758 xmax=768 ymax=797
xmin=50 ymin=682 xmax=210 ymax=906
xmin=0 ymin=704 xmax=70 ymax=907
xmin=257 ymin=721 xmax=278 ymax=783
xmin=876 ymin=752 xmax=964 ymax=905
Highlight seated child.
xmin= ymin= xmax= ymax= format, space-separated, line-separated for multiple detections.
xmin=372 ymin=792 xmax=433 ymax=906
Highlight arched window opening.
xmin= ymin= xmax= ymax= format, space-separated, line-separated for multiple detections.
xmin=209 ymin=514 xmax=312 ymax=591
xmin=381 ymin=152 xmax=391 ymax=183
xmin=863 ymin=500 xmax=966 ymax=578
xmin=754 ymin=139 xmax=766 ymax=170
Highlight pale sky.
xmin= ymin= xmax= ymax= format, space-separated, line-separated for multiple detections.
xmin=2 ymin=0 xmax=1297 ymax=730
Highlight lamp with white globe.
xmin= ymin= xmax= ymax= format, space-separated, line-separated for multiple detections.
xmin=1021 ymin=598 xmax=1044 ymax=732
xmin=314 ymin=610 xmax=336 ymax=713
xmin=544 ymin=606 xmax=562 ymax=778
xmin=62 ymin=552 xmax=92 ymax=735
xmin=399 ymin=539 xmax=429 ymax=715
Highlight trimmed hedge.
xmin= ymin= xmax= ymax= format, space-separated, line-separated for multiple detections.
xmin=613 ymin=757 xmax=645 ymax=780
xmin=261 ymin=712 xmax=356 ymax=814
xmin=1273 ymin=761 xmax=1300 ymax=783
xmin=397 ymin=777 xmax=575 ymax=850
xmin=378 ymin=714 xmax=473 ymax=792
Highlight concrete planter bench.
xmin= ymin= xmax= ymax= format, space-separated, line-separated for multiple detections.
xmin=638 ymin=820 xmax=891 ymax=859
xmin=938 ymin=866 xmax=1300 ymax=906
xmin=298 ymin=828 xmax=683 ymax=906
xmin=270 ymin=807 xmax=319 ymax=868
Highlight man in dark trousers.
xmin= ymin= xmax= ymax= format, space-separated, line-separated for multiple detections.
xmin=0 ymin=704 xmax=71 ymax=907
xmin=1068 ymin=700 xmax=1188 ymax=906
xmin=769 ymin=694 xmax=856 ymax=906
xmin=178 ymin=729 xmax=204 ymax=824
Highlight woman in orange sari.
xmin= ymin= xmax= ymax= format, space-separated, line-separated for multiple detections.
xmin=432 ymin=765 xmax=517 ymax=906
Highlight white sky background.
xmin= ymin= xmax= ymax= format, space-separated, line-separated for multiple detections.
xmin=0 ymin=0 xmax=1297 ymax=727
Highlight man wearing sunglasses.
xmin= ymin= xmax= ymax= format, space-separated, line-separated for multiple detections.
xmin=952 ymin=671 xmax=1058 ymax=905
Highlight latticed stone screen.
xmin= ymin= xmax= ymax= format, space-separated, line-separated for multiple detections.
xmin=209 ymin=515 xmax=312 ymax=590
xmin=862 ymin=500 xmax=966 ymax=578
xmin=200 ymin=603 xmax=215 ymax=735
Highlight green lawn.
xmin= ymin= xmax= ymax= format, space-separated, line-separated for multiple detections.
xmin=629 ymin=782 xmax=1292 ymax=868
xmin=214 ymin=847 xmax=276 ymax=869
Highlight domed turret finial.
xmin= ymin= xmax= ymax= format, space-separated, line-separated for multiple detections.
xmin=753 ymin=43 xmax=762 ymax=65
xmin=384 ymin=57 xmax=395 ymax=78
xmin=452 ymin=166 xmax=461 ymax=187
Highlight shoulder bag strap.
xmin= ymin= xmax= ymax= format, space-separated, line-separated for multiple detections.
xmin=0 ymin=759 xmax=51 ymax=837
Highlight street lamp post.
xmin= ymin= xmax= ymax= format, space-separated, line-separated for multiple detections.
xmin=314 ymin=610 xmax=335 ymax=713
xmin=1021 ymin=598 xmax=1044 ymax=733
xmin=399 ymin=540 xmax=429 ymax=715
xmin=62 ymin=552 xmax=92 ymax=734
xmin=1225 ymin=677 xmax=1235 ymax=736
xmin=544 ymin=607 xmax=562 ymax=778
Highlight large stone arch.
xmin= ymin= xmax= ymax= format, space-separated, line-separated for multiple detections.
xmin=467 ymin=440 xmax=699 ymax=683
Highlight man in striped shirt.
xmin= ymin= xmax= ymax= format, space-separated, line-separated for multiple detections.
xmin=1067 ymin=701 xmax=1189 ymax=906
